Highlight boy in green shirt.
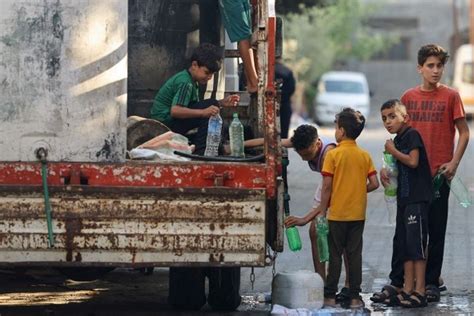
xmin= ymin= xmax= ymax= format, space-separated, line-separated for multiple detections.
xmin=150 ymin=43 xmax=238 ymax=155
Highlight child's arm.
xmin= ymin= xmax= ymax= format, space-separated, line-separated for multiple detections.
xmin=243 ymin=138 xmax=292 ymax=148
xmin=284 ymin=175 xmax=332 ymax=227
xmin=367 ymin=173 xmax=380 ymax=192
xmin=219 ymin=94 xmax=240 ymax=107
xmin=171 ymin=104 xmax=219 ymax=119
xmin=440 ymin=118 xmax=469 ymax=179
xmin=385 ymin=139 xmax=419 ymax=168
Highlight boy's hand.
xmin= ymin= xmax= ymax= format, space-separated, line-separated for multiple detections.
xmin=380 ymin=168 xmax=390 ymax=187
xmin=202 ymin=105 xmax=220 ymax=118
xmin=384 ymin=139 xmax=396 ymax=154
xmin=284 ymin=216 xmax=308 ymax=227
xmin=439 ymin=161 xmax=458 ymax=180
xmin=220 ymin=94 xmax=240 ymax=107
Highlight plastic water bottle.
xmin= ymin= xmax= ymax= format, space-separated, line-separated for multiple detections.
xmin=383 ymin=152 xmax=398 ymax=225
xmin=448 ymin=175 xmax=472 ymax=208
xmin=229 ymin=113 xmax=244 ymax=157
xmin=316 ymin=216 xmax=329 ymax=262
xmin=204 ymin=114 xmax=222 ymax=157
xmin=285 ymin=226 xmax=302 ymax=251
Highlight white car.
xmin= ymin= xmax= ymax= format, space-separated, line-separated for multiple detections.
xmin=313 ymin=71 xmax=371 ymax=125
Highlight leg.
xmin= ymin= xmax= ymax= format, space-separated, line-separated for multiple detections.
xmin=342 ymin=250 xmax=350 ymax=288
xmin=309 ymin=221 xmax=326 ymax=281
xmin=344 ymin=221 xmax=364 ymax=306
xmin=414 ymin=260 xmax=426 ymax=294
xmin=403 ymin=261 xmax=415 ymax=294
xmin=324 ymin=221 xmax=346 ymax=306
xmin=168 ymin=267 xmax=206 ymax=310
xmin=207 ymin=267 xmax=241 ymax=311
xmin=279 ymin=102 xmax=292 ymax=139
xmin=425 ymin=179 xmax=450 ymax=287
xmin=389 ymin=203 xmax=405 ymax=288
xmin=238 ymin=39 xmax=258 ymax=93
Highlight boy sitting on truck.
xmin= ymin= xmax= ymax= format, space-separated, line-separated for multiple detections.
xmin=150 ymin=43 xmax=239 ymax=155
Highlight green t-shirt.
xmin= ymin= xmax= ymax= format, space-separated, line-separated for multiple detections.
xmin=150 ymin=70 xmax=199 ymax=126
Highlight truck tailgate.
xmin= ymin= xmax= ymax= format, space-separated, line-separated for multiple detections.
xmin=0 ymin=186 xmax=266 ymax=267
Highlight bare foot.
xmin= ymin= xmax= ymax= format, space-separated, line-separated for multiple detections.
xmin=323 ymin=297 xmax=337 ymax=307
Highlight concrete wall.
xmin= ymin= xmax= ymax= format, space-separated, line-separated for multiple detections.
xmin=127 ymin=0 xmax=222 ymax=118
xmin=356 ymin=0 xmax=469 ymax=109
xmin=0 ymin=0 xmax=127 ymax=162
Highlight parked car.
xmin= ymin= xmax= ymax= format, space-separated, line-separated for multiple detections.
xmin=313 ymin=71 xmax=371 ymax=125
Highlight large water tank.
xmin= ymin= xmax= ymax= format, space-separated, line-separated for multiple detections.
xmin=0 ymin=0 xmax=127 ymax=162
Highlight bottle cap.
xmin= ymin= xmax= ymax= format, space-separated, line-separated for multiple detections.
xmin=233 ymin=112 xmax=238 ymax=118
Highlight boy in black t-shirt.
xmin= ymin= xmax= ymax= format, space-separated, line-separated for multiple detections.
xmin=380 ymin=99 xmax=432 ymax=308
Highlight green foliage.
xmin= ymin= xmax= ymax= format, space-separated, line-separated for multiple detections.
xmin=276 ymin=0 xmax=330 ymax=15
xmin=281 ymin=0 xmax=398 ymax=105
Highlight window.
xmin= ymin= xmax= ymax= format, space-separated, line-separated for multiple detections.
xmin=371 ymin=37 xmax=410 ymax=61
xmin=462 ymin=62 xmax=474 ymax=83
xmin=324 ymin=80 xmax=364 ymax=94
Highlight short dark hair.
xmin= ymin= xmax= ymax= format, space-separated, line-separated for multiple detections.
xmin=190 ymin=43 xmax=222 ymax=73
xmin=335 ymin=108 xmax=365 ymax=140
xmin=417 ymin=44 xmax=450 ymax=66
xmin=291 ymin=124 xmax=318 ymax=151
xmin=380 ymin=99 xmax=407 ymax=115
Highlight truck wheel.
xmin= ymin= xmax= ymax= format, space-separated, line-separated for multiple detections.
xmin=58 ymin=267 xmax=115 ymax=281
xmin=207 ymin=267 xmax=241 ymax=311
xmin=168 ymin=267 xmax=206 ymax=310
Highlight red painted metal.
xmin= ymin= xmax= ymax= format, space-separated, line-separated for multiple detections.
xmin=0 ymin=162 xmax=267 ymax=189
xmin=264 ymin=16 xmax=279 ymax=199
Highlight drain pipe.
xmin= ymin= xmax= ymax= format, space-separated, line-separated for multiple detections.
xmin=36 ymin=147 xmax=54 ymax=247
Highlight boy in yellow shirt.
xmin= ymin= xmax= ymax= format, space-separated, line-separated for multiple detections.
xmin=285 ymin=108 xmax=379 ymax=308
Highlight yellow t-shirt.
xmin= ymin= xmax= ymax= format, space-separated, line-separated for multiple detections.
xmin=321 ymin=139 xmax=376 ymax=221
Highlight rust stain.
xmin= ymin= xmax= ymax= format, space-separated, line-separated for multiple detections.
xmin=64 ymin=214 xmax=82 ymax=262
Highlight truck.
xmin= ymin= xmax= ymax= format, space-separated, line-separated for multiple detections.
xmin=452 ymin=43 xmax=474 ymax=117
xmin=0 ymin=0 xmax=285 ymax=310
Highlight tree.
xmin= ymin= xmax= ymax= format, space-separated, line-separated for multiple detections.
xmin=276 ymin=0 xmax=329 ymax=15
xmin=281 ymin=0 xmax=398 ymax=109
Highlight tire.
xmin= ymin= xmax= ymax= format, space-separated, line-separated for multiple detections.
xmin=58 ymin=267 xmax=115 ymax=281
xmin=207 ymin=267 xmax=241 ymax=311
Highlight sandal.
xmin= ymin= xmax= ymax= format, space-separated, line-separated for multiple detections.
xmin=390 ymin=291 xmax=411 ymax=307
xmin=426 ymin=284 xmax=441 ymax=302
xmin=335 ymin=287 xmax=350 ymax=303
xmin=399 ymin=291 xmax=427 ymax=308
xmin=370 ymin=284 xmax=399 ymax=303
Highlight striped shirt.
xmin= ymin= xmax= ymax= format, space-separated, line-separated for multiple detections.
xmin=150 ymin=70 xmax=199 ymax=126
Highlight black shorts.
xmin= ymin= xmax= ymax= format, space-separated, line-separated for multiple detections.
xmin=401 ymin=202 xmax=429 ymax=261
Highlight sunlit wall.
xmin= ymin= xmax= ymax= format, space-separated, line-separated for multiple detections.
xmin=0 ymin=0 xmax=127 ymax=162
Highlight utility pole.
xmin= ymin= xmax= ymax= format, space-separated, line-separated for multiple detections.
xmin=471 ymin=0 xmax=474 ymax=45
xmin=452 ymin=0 xmax=460 ymax=51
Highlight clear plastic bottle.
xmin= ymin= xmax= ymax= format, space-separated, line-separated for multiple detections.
xmin=383 ymin=152 xmax=398 ymax=225
xmin=316 ymin=216 xmax=329 ymax=262
xmin=448 ymin=175 xmax=472 ymax=208
xmin=204 ymin=114 xmax=222 ymax=157
xmin=229 ymin=113 xmax=245 ymax=157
